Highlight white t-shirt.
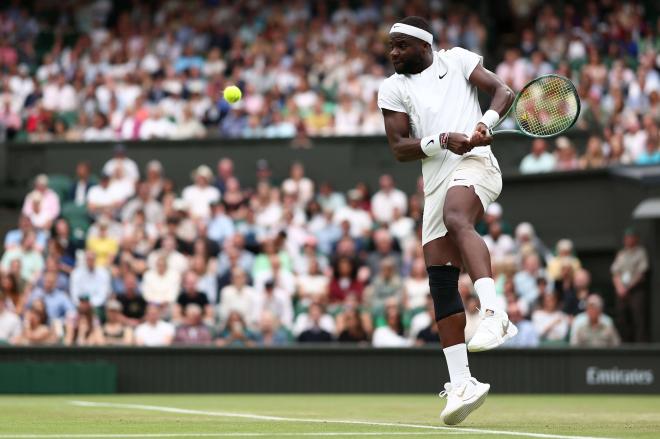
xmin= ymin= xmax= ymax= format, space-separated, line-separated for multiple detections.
xmin=378 ymin=48 xmax=498 ymax=195
xmin=371 ymin=189 xmax=407 ymax=224
xmin=135 ymin=321 xmax=175 ymax=346
xmin=181 ymin=185 xmax=221 ymax=219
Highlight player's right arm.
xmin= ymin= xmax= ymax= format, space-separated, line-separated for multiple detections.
xmin=381 ymin=109 xmax=473 ymax=162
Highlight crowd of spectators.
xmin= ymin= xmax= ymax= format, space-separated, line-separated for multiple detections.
xmin=0 ymin=0 xmax=657 ymax=157
xmin=1 ymin=149 xmax=642 ymax=348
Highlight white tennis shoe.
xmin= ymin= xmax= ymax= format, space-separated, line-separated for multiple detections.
xmin=439 ymin=377 xmax=490 ymax=425
xmin=467 ymin=309 xmax=518 ymax=352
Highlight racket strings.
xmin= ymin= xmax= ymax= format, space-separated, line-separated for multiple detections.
xmin=515 ymin=76 xmax=579 ymax=137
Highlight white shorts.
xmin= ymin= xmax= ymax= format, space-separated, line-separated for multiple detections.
xmin=422 ymin=153 xmax=502 ymax=246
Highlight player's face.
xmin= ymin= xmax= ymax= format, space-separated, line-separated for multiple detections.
xmin=389 ymin=34 xmax=425 ymax=74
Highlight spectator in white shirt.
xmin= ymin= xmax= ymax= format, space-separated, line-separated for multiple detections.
xmin=83 ymin=112 xmax=117 ymax=141
xmin=0 ymin=293 xmax=21 ymax=343
xmin=142 ymin=255 xmax=181 ymax=306
xmin=134 ymin=303 xmax=175 ymax=346
xmin=371 ymin=174 xmax=407 ymax=225
xmin=218 ymin=267 xmax=259 ymax=324
xmin=70 ymin=250 xmax=111 ymax=308
xmin=372 ymin=301 xmax=412 ymax=347
xmin=103 ymin=144 xmax=140 ymax=183
xmin=292 ymin=301 xmax=336 ymax=338
xmin=483 ymin=222 xmax=516 ymax=264
xmin=42 ymin=73 xmax=77 ymax=112
xmin=173 ymin=105 xmax=206 ymax=139
xmin=333 ymin=189 xmax=372 ymax=239
xmin=87 ymin=173 xmax=124 ymax=216
xmin=147 ymin=235 xmax=188 ymax=274
xmin=251 ymin=280 xmax=294 ymax=330
xmin=334 ymin=94 xmax=361 ymax=135
xmin=182 ymin=165 xmax=220 ymax=220
xmin=281 ymin=162 xmax=314 ymax=208
xmin=139 ymin=106 xmax=177 ymax=139
xmin=532 ymin=292 xmax=570 ymax=343
xmin=403 ymin=258 xmax=430 ymax=311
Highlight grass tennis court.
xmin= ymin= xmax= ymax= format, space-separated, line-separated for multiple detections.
xmin=0 ymin=394 xmax=658 ymax=438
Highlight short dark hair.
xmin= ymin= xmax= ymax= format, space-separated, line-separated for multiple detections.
xmin=398 ymin=16 xmax=433 ymax=36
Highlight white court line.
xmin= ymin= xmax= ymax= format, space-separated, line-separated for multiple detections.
xmin=69 ymin=400 xmax=619 ymax=439
xmin=0 ymin=433 xmax=468 ymax=438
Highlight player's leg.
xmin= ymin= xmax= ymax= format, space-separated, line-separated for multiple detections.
xmin=423 ymin=235 xmax=489 ymax=425
xmin=443 ymin=161 xmax=517 ymax=352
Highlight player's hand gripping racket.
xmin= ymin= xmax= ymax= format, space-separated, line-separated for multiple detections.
xmin=490 ymin=74 xmax=581 ymax=138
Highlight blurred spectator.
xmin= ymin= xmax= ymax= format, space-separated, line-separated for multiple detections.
xmin=563 ymin=268 xmax=591 ymax=316
xmin=282 ymin=162 xmax=314 ymax=208
xmin=70 ymin=250 xmax=111 ymax=308
xmin=173 ymin=271 xmax=213 ymax=324
xmin=142 ymin=256 xmax=181 ymax=306
xmin=513 ymin=253 xmax=544 ymax=309
xmin=483 ymin=221 xmax=515 ymax=263
xmin=329 ymin=257 xmax=365 ymax=304
xmin=70 ymin=161 xmax=95 ymax=206
xmin=367 ymin=229 xmax=402 ymax=276
xmin=216 ymin=310 xmax=257 ymax=347
xmin=571 ymin=294 xmax=620 ymax=347
xmin=402 ymin=258 xmax=430 ymax=313
xmin=22 ymin=174 xmax=60 ymax=230
xmin=173 ymin=304 xmax=213 ymax=346
xmin=531 ymin=292 xmax=570 ymax=344
xmin=579 ymin=136 xmax=607 ymax=169
xmin=251 ymin=280 xmax=294 ymax=330
xmin=372 ymin=301 xmax=411 ymax=347
xmin=554 ymin=136 xmax=579 ymax=171
xmin=611 ymin=228 xmax=649 ymax=342
xmin=337 ymin=307 xmax=370 ymax=344
xmin=333 ymin=190 xmax=372 ymax=239
xmin=519 ymin=139 xmax=556 ymax=174
xmin=27 ymin=270 xmax=74 ymax=323
xmin=64 ymin=298 xmax=103 ymax=346
xmin=547 ymin=239 xmax=581 ymax=281
xmin=86 ymin=217 xmax=119 ymax=268
xmin=116 ymin=272 xmax=147 ymax=326
xmin=11 ymin=301 xmax=56 ymax=346
xmin=296 ymin=257 xmax=330 ymax=308
xmin=0 ymin=292 xmax=21 ymax=344
xmin=364 ymin=257 xmax=402 ymax=316
xmin=134 ymin=304 xmax=175 ymax=346
xmin=218 ymin=267 xmax=258 ymax=324
xmin=182 ymin=165 xmax=220 ymax=220
xmin=371 ymin=175 xmax=407 ymax=225
xmin=255 ymin=311 xmax=290 ymax=347
xmin=297 ymin=302 xmax=333 ymax=343
xmin=4 ymin=215 xmax=47 ymax=252
xmin=1 ymin=231 xmax=44 ymax=283
xmin=503 ymin=300 xmax=539 ymax=347
xmin=101 ymin=300 xmax=133 ymax=346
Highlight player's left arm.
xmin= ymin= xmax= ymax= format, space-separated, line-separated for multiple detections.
xmin=468 ymin=65 xmax=515 ymax=146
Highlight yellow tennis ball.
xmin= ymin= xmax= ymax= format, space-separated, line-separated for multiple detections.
xmin=223 ymin=85 xmax=242 ymax=104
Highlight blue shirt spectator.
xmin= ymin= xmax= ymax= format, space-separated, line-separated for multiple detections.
xmin=70 ymin=251 xmax=111 ymax=308
xmin=29 ymin=271 xmax=75 ymax=322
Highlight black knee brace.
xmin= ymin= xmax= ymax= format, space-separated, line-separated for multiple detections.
xmin=427 ymin=265 xmax=463 ymax=321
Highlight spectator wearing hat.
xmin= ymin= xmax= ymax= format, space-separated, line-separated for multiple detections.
xmin=182 ymin=165 xmax=220 ymax=220
xmin=134 ymin=303 xmax=175 ymax=346
xmin=22 ymin=174 xmax=60 ymax=230
xmin=512 ymin=222 xmax=552 ymax=263
xmin=519 ymin=139 xmax=556 ymax=174
xmin=571 ymin=294 xmax=620 ymax=347
xmin=547 ymin=239 xmax=581 ymax=281
xmin=101 ymin=299 xmax=134 ymax=346
xmin=611 ymin=228 xmax=649 ymax=342
xmin=371 ymin=174 xmax=407 ymax=225
xmin=70 ymin=250 xmax=111 ymax=308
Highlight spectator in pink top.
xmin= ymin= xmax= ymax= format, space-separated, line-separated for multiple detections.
xmin=21 ymin=174 xmax=60 ymax=230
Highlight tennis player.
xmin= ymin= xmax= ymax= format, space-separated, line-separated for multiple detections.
xmin=378 ymin=16 xmax=518 ymax=425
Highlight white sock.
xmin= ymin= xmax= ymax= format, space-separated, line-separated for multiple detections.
xmin=443 ymin=343 xmax=471 ymax=387
xmin=473 ymin=277 xmax=499 ymax=313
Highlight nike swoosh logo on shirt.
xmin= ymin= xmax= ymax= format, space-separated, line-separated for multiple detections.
xmin=439 ymin=72 xmax=447 ymax=79
xmin=425 ymin=139 xmax=434 ymax=147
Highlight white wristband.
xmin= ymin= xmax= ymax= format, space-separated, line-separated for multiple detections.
xmin=479 ymin=110 xmax=500 ymax=130
xmin=421 ymin=133 xmax=441 ymax=157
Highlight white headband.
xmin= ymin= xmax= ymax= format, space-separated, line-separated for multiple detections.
xmin=389 ymin=22 xmax=433 ymax=45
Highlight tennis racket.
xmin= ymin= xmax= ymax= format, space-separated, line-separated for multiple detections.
xmin=490 ymin=74 xmax=581 ymax=138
